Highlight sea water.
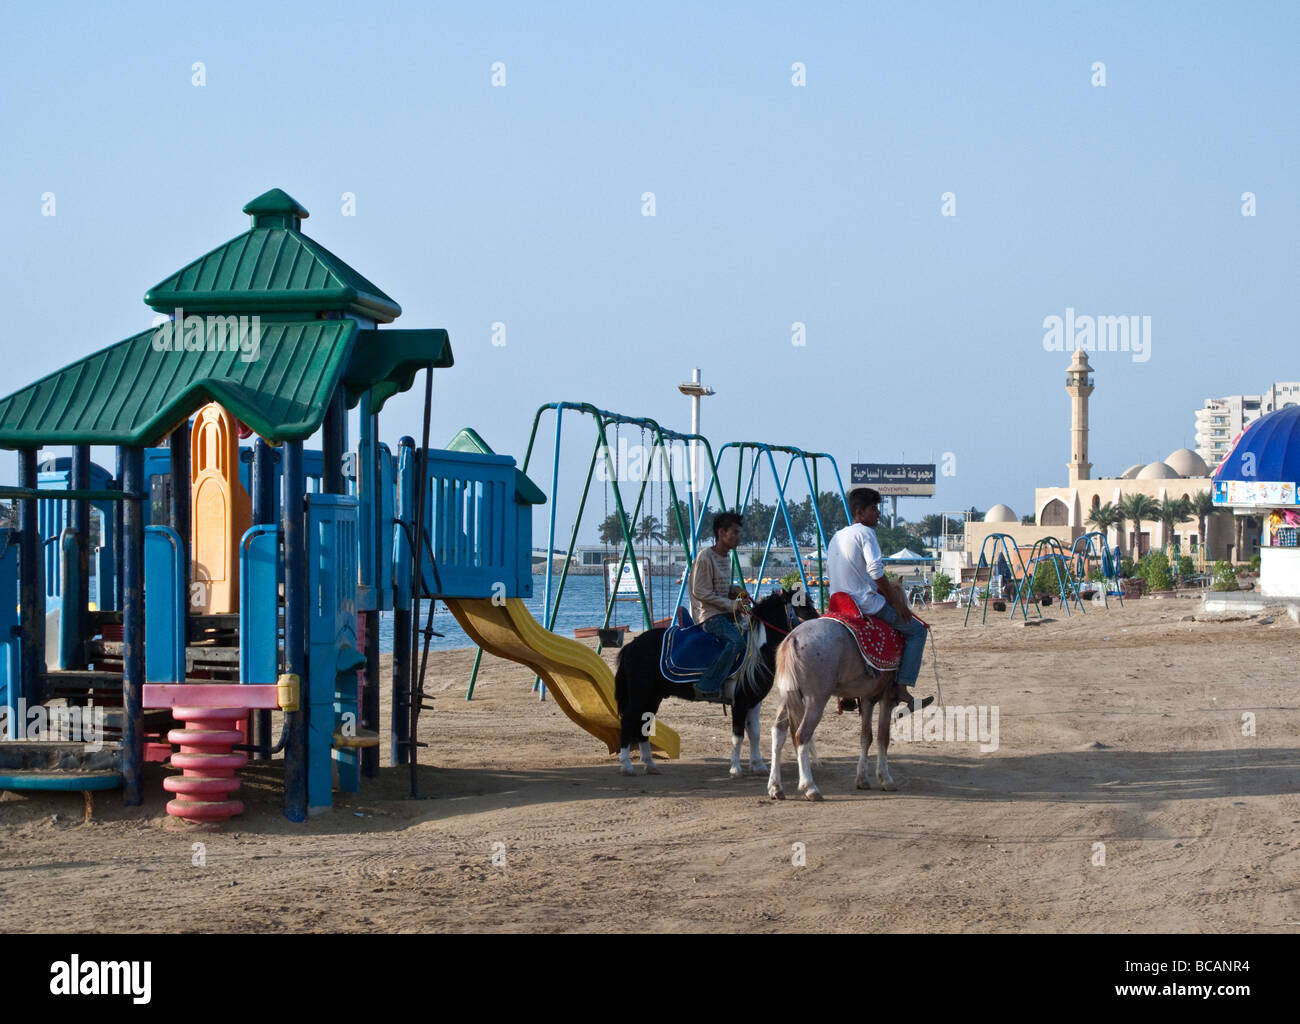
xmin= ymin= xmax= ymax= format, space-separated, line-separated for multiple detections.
xmin=89 ymin=571 xmax=786 ymax=654
xmin=379 ymin=573 xmax=795 ymax=652
xmin=377 ymin=573 xmax=691 ymax=653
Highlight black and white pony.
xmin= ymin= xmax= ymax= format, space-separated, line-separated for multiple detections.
xmin=613 ymin=588 xmax=819 ymax=777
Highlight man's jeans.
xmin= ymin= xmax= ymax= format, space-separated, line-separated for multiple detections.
xmin=698 ymin=613 xmax=746 ymax=693
xmin=877 ymin=603 xmax=926 ymax=687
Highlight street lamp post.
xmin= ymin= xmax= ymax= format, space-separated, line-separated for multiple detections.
xmin=677 ymin=368 xmax=715 ymax=531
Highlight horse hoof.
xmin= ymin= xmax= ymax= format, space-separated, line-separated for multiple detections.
xmin=729 ymin=766 xmax=743 ymax=779
xmin=619 ymin=765 xmax=636 ymax=776
xmin=880 ymin=779 xmax=897 ymax=792
xmin=856 ymin=779 xmax=871 ymax=790
xmin=804 ymin=789 xmax=824 ymax=802
xmin=644 ymin=762 xmax=662 ymax=775
xmin=750 ymin=762 xmax=768 ymax=776
xmin=768 ymin=785 xmax=784 ymax=800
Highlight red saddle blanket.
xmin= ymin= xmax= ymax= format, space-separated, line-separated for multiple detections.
xmin=823 ymin=592 xmax=904 ymax=673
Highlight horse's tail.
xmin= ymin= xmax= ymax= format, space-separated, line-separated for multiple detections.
xmin=614 ymin=648 xmax=629 ymax=715
xmin=774 ymin=635 xmax=805 ymax=730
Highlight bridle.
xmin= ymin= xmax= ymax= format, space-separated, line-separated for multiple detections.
xmin=742 ymin=593 xmax=802 ymax=638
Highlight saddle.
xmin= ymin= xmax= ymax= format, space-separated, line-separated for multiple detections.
xmin=822 ymin=592 xmax=904 ymax=674
xmin=659 ymin=607 xmax=746 ymax=693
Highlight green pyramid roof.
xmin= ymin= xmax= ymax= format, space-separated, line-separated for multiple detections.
xmin=143 ymin=189 xmax=402 ymax=323
xmin=0 ymin=320 xmax=359 ymax=447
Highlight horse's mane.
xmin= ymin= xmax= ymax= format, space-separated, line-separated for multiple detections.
xmin=735 ymin=590 xmax=789 ymax=690
xmin=736 ymin=618 xmax=767 ymax=692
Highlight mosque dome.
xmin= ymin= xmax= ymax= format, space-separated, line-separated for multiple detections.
xmin=1165 ymin=448 xmax=1209 ymax=477
xmin=1137 ymin=461 xmax=1181 ymax=480
xmin=1119 ymin=464 xmax=1144 ymax=479
xmin=985 ymin=503 xmax=1018 ymax=523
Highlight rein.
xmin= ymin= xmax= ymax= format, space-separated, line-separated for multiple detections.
xmin=747 ymin=597 xmax=801 ymax=637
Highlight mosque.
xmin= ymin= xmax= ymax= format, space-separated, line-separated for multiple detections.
xmin=964 ymin=351 xmax=1253 ymax=566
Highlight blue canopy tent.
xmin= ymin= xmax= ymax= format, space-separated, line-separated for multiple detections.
xmin=1212 ymin=405 xmax=1300 ymax=597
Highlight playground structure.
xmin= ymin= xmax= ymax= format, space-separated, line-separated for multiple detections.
xmin=1015 ymin=538 xmax=1087 ymax=617
xmin=488 ymin=405 xmax=852 ymax=699
xmin=0 ymin=188 xmax=861 ymax=822
xmin=963 ymin=529 xmax=1120 ymax=625
xmin=0 ymin=189 xmax=566 ymax=821
xmin=1069 ymin=530 xmax=1124 ymax=607
xmin=963 ymin=533 xmax=1040 ymax=625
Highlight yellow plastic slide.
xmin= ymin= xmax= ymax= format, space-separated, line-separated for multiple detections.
xmin=444 ymin=598 xmax=680 ymax=759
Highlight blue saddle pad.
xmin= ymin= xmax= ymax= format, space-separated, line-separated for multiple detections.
xmin=659 ymin=607 xmax=744 ymax=686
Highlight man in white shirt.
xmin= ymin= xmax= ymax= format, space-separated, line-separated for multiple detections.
xmin=827 ymin=488 xmax=932 ymax=712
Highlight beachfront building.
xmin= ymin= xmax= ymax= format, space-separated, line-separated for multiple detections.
xmin=965 ymin=352 xmax=1254 ymax=565
xmin=1194 ymin=383 xmax=1300 ymax=471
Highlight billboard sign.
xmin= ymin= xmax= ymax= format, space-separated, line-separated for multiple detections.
xmin=1213 ymin=479 xmax=1296 ymax=507
xmin=851 ymin=463 xmax=936 ymax=496
xmin=606 ymin=558 xmax=652 ymax=596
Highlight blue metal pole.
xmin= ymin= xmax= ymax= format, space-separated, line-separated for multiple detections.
xmin=538 ymin=408 xmax=564 ymax=700
xmin=72 ymin=445 xmax=90 ymax=668
xmin=121 ymin=446 xmax=144 ymax=806
xmin=282 ymin=439 xmax=307 ymax=822
xmin=361 ymin=402 xmax=380 ymax=779
xmin=17 ymin=449 xmax=42 ymax=710
xmin=794 ymin=453 xmax=824 ymax=596
xmin=250 ymin=436 xmax=275 ymax=759
xmin=323 ymin=389 xmax=347 ymax=494
xmin=675 ymin=452 xmax=722 ymax=612
xmin=252 ymin=437 xmax=275 ymax=524
xmin=113 ymin=448 xmax=124 ymax=612
xmin=169 ymin=420 xmax=191 ymax=599
xmin=392 ymin=438 xmax=413 ymax=765
xmin=753 ymin=450 xmax=797 ymax=594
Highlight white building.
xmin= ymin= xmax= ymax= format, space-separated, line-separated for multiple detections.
xmin=1195 ymin=382 xmax=1300 ymax=470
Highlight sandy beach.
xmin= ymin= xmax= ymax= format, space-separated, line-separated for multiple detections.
xmin=2 ymin=598 xmax=1297 ymax=933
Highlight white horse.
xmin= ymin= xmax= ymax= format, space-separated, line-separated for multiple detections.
xmin=766 ymin=617 xmax=903 ymax=801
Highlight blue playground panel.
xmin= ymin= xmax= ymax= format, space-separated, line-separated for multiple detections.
xmin=306 ymin=493 xmax=364 ymax=808
xmin=144 ymin=526 xmax=187 ymax=684
xmin=239 ymin=524 xmax=280 ymax=686
xmin=420 ymin=448 xmax=533 ymax=600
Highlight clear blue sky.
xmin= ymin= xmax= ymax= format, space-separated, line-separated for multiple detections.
xmin=2 ymin=1 xmax=1296 ymax=540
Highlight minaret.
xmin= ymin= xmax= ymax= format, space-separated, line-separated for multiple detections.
xmin=1066 ymin=349 xmax=1093 ymax=485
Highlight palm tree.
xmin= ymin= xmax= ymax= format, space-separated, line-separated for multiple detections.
xmin=1156 ymin=496 xmax=1193 ymax=558
xmin=1118 ymin=493 xmax=1159 ymax=557
xmin=634 ymin=514 xmax=666 ymax=545
xmin=598 ymin=511 xmax=634 ymax=546
xmin=1086 ymin=501 xmax=1118 ymax=549
xmin=1111 ymin=503 xmax=1128 ymax=557
xmin=920 ymin=513 xmax=945 ymax=547
xmin=1189 ymin=491 xmax=1216 ymax=565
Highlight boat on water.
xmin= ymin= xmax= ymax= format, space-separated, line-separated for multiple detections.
xmin=573 ymin=625 xmax=628 ymax=639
